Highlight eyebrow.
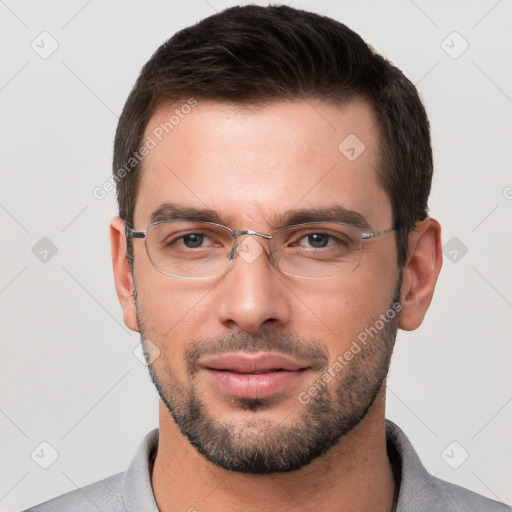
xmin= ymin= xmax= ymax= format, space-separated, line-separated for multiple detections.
xmin=274 ymin=206 xmax=372 ymax=232
xmin=150 ymin=203 xmax=225 ymax=225
xmin=149 ymin=202 xmax=372 ymax=232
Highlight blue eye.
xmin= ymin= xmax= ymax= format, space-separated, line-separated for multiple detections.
xmin=182 ymin=233 xmax=205 ymax=248
xmin=302 ymin=233 xmax=331 ymax=248
xmin=297 ymin=231 xmax=348 ymax=249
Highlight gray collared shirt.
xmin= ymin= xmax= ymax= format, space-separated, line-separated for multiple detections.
xmin=24 ymin=420 xmax=511 ymax=511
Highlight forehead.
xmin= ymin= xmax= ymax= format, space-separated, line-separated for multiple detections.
xmin=134 ymin=99 xmax=390 ymax=229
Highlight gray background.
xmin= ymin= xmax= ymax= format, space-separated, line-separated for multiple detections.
xmin=1 ymin=0 xmax=511 ymax=510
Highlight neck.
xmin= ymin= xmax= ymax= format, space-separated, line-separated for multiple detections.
xmin=152 ymin=388 xmax=396 ymax=512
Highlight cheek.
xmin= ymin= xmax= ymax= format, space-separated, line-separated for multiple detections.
xmin=289 ymin=283 xmax=387 ymax=346
xmin=288 ymin=249 xmax=399 ymax=353
xmin=133 ymin=256 xmax=214 ymax=354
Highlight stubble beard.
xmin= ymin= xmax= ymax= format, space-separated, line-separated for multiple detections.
xmin=137 ymin=280 xmax=401 ymax=474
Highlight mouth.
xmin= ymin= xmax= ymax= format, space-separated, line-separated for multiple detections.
xmin=198 ymin=352 xmax=311 ymax=400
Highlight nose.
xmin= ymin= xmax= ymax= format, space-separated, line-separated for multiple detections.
xmin=216 ymin=236 xmax=291 ymax=334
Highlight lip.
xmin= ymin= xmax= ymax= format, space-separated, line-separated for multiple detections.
xmin=199 ymin=352 xmax=309 ymax=373
xmin=199 ymin=352 xmax=310 ymax=399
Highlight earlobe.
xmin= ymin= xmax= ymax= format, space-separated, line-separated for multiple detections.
xmin=110 ymin=217 xmax=139 ymax=332
xmin=398 ymin=218 xmax=443 ymax=331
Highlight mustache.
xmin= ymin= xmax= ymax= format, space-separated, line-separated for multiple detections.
xmin=185 ymin=331 xmax=330 ymax=374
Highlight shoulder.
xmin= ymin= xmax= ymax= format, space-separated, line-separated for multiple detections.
xmin=22 ymin=472 xmax=125 ymax=512
xmin=22 ymin=428 xmax=159 ymax=512
xmin=421 ymin=473 xmax=512 ymax=512
xmin=386 ymin=420 xmax=511 ymax=512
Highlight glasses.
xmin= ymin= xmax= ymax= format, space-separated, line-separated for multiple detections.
xmin=125 ymin=220 xmax=395 ymax=280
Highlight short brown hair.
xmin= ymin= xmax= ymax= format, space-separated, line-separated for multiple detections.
xmin=114 ymin=4 xmax=433 ymax=268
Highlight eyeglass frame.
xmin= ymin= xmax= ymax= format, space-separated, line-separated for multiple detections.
xmin=125 ymin=219 xmax=396 ymax=280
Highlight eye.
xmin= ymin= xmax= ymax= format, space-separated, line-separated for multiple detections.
xmin=299 ymin=233 xmax=333 ymax=248
xmin=180 ymin=233 xmax=207 ymax=248
xmin=169 ymin=231 xmax=224 ymax=250
xmin=149 ymin=222 xmax=231 ymax=257
xmin=297 ymin=231 xmax=349 ymax=249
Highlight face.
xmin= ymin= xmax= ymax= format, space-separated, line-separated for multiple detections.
xmin=129 ymin=99 xmax=401 ymax=473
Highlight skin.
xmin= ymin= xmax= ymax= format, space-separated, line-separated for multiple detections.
xmin=110 ymin=98 xmax=442 ymax=512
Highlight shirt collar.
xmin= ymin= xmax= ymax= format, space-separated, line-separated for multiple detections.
xmin=385 ymin=420 xmax=438 ymax=510
xmin=122 ymin=428 xmax=159 ymax=511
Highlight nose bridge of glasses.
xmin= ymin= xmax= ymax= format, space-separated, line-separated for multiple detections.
xmin=234 ymin=229 xmax=272 ymax=240
xmin=227 ymin=229 xmax=273 ymax=262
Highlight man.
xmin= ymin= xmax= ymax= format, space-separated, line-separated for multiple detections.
xmin=24 ymin=4 xmax=511 ymax=512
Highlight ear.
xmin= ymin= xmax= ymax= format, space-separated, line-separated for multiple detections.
xmin=110 ymin=217 xmax=139 ymax=332
xmin=398 ymin=218 xmax=443 ymax=331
